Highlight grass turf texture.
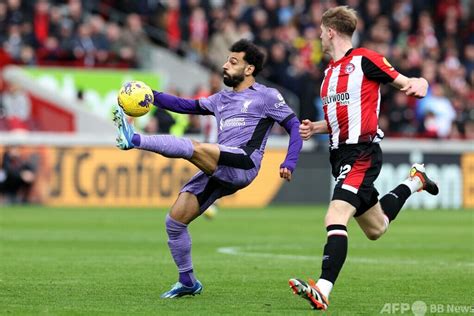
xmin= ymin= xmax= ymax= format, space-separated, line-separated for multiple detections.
xmin=1 ymin=206 xmax=472 ymax=315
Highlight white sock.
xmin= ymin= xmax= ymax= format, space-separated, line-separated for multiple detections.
xmin=382 ymin=214 xmax=390 ymax=232
xmin=401 ymin=177 xmax=422 ymax=194
xmin=316 ymin=278 xmax=333 ymax=298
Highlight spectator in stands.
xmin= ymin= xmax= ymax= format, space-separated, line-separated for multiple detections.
xmin=0 ymin=2 xmax=8 ymax=43
xmin=3 ymin=23 xmax=23 ymax=61
xmin=188 ymin=7 xmax=208 ymax=56
xmin=145 ymin=107 xmax=176 ymax=135
xmin=265 ymin=41 xmax=289 ymax=87
xmin=0 ymin=146 xmax=38 ymax=204
xmin=73 ymin=23 xmax=96 ymax=66
xmin=451 ymin=96 xmax=471 ymax=139
xmin=6 ymin=0 xmax=24 ymax=26
xmin=33 ymin=0 xmax=50 ymax=48
xmin=207 ymin=19 xmax=241 ymax=70
xmin=121 ymin=13 xmax=150 ymax=66
xmin=464 ymin=42 xmax=474 ymax=80
xmin=48 ymin=6 xmax=64 ymax=40
xmin=163 ymin=0 xmax=182 ymax=52
xmin=361 ymin=0 xmax=381 ymax=30
xmin=57 ymin=20 xmax=76 ymax=61
xmin=37 ymin=35 xmax=61 ymax=61
xmin=19 ymin=22 xmax=36 ymax=48
xmin=1 ymin=83 xmax=33 ymax=131
xmin=18 ymin=45 xmax=36 ymax=65
xmin=278 ymin=0 xmax=294 ymax=26
xmin=103 ymin=22 xmax=132 ymax=66
xmin=418 ymin=83 xmax=456 ymax=138
xmin=66 ymin=0 xmax=84 ymax=31
xmin=386 ymin=92 xmax=416 ymax=136
xmin=89 ymin=15 xmax=109 ymax=65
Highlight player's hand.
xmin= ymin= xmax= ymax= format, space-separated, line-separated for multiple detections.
xmin=20 ymin=170 xmax=35 ymax=183
xmin=401 ymin=78 xmax=428 ymax=98
xmin=280 ymin=167 xmax=292 ymax=182
xmin=299 ymin=119 xmax=314 ymax=140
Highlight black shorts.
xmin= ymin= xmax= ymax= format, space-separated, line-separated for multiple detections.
xmin=330 ymin=143 xmax=382 ymax=217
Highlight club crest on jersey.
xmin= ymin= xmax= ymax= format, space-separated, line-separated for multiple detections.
xmin=345 ymin=63 xmax=355 ymax=74
xmin=241 ymin=100 xmax=252 ymax=113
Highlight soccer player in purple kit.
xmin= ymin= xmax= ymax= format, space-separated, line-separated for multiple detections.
xmin=112 ymin=39 xmax=303 ymax=298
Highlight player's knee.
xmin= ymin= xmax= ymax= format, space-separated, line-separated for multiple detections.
xmin=366 ymin=233 xmax=380 ymax=241
xmin=324 ymin=202 xmax=354 ymax=226
xmin=190 ymin=140 xmax=215 ymax=159
xmin=365 ymin=228 xmax=384 ymax=241
xmin=190 ymin=139 xmax=202 ymax=151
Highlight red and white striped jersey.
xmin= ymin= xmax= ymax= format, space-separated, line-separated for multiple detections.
xmin=320 ymin=48 xmax=399 ymax=150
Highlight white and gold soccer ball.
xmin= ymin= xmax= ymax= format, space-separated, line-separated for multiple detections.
xmin=203 ymin=204 xmax=218 ymax=220
xmin=117 ymin=81 xmax=154 ymax=117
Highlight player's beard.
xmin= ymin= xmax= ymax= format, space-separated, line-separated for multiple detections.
xmin=223 ymin=71 xmax=245 ymax=88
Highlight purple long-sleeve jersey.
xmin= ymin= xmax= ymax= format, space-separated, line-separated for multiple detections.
xmin=154 ymin=82 xmax=302 ymax=171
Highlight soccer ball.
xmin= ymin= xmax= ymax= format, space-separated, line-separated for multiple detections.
xmin=117 ymin=81 xmax=154 ymax=117
xmin=203 ymin=204 xmax=218 ymax=220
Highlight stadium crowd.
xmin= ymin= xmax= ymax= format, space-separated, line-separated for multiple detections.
xmin=0 ymin=0 xmax=472 ymax=139
xmin=152 ymin=0 xmax=474 ymax=139
xmin=0 ymin=0 xmax=149 ymax=68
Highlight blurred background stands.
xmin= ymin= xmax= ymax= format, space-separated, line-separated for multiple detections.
xmin=0 ymin=0 xmax=472 ymax=138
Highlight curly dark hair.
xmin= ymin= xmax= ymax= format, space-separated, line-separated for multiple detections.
xmin=229 ymin=39 xmax=265 ymax=76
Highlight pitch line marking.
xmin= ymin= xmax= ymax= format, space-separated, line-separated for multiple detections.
xmin=217 ymin=246 xmax=474 ymax=267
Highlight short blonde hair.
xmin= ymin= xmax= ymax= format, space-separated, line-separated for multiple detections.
xmin=322 ymin=6 xmax=358 ymax=37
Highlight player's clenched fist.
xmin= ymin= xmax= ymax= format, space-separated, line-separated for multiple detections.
xmin=400 ymin=77 xmax=429 ymax=98
xmin=280 ymin=167 xmax=292 ymax=182
xmin=299 ymin=119 xmax=314 ymax=140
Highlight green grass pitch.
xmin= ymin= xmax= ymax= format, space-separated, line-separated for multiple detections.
xmin=1 ymin=206 xmax=472 ymax=315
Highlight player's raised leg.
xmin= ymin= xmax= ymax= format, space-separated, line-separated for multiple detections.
xmin=356 ymin=163 xmax=439 ymax=240
xmin=113 ymin=104 xmax=220 ymax=175
xmin=113 ymin=105 xmax=136 ymax=150
xmin=380 ymin=163 xmax=439 ymax=223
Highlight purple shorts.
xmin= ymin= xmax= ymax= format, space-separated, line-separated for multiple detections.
xmin=180 ymin=145 xmax=261 ymax=213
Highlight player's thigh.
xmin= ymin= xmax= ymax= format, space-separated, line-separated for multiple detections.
xmin=189 ymin=141 xmax=220 ymax=175
xmin=325 ymin=199 xmax=357 ymax=226
xmin=331 ymin=143 xmax=382 ymax=217
xmin=180 ymin=170 xmax=239 ymax=216
xmin=354 ymin=202 xmax=386 ymax=240
xmin=169 ymin=192 xmax=201 ymax=224
xmin=203 ymin=145 xmax=257 ymax=186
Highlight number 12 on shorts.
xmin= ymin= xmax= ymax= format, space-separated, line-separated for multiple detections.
xmin=336 ymin=164 xmax=352 ymax=183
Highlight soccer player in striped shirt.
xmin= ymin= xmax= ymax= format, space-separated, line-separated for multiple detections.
xmin=289 ymin=6 xmax=439 ymax=311
xmin=113 ymin=39 xmax=302 ymax=298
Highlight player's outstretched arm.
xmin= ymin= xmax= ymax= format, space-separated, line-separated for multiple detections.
xmin=279 ymin=116 xmax=303 ymax=182
xmin=391 ymin=74 xmax=429 ymax=98
xmin=299 ymin=119 xmax=329 ymax=140
xmin=153 ymin=91 xmax=213 ymax=115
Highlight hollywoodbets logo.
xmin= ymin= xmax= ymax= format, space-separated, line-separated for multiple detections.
xmin=322 ymin=92 xmax=351 ymax=106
